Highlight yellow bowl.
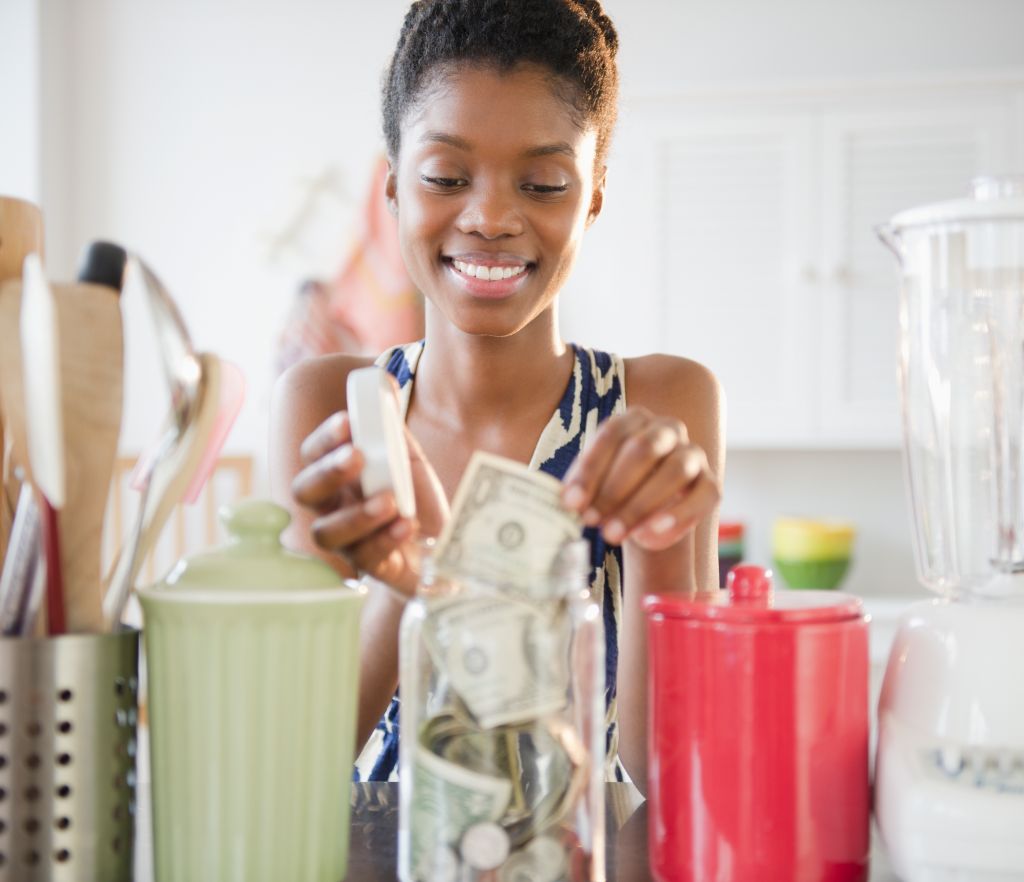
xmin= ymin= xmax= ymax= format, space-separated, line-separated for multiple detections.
xmin=772 ymin=517 xmax=856 ymax=561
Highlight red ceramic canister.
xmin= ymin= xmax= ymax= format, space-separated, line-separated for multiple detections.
xmin=644 ymin=565 xmax=870 ymax=882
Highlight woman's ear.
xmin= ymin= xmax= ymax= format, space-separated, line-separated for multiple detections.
xmin=586 ymin=167 xmax=607 ymax=227
xmin=385 ymin=161 xmax=399 ymax=216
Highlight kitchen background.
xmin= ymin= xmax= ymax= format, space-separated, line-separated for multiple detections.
xmin=2 ymin=0 xmax=1023 ymax=603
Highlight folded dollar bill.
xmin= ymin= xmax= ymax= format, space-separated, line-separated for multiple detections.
xmin=433 ymin=451 xmax=582 ymax=598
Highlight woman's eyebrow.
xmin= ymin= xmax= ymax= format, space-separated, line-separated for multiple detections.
xmin=420 ymin=131 xmax=472 ymax=150
xmin=522 ymin=142 xmax=576 ymax=159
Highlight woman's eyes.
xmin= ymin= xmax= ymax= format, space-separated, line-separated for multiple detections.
xmin=421 ymin=175 xmax=467 ymax=189
xmin=419 ymin=176 xmax=570 ymax=197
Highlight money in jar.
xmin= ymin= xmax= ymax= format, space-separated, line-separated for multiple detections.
xmin=398 ymin=453 xmax=606 ymax=882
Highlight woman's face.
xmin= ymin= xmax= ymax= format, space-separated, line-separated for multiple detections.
xmin=387 ymin=63 xmax=604 ymax=339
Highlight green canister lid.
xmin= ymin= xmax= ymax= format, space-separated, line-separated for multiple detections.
xmin=155 ymin=499 xmax=344 ymax=591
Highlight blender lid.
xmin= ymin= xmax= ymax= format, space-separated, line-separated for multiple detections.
xmin=644 ymin=565 xmax=863 ymax=624
xmin=886 ymin=174 xmax=1024 ymax=231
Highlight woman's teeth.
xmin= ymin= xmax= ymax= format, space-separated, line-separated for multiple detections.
xmin=452 ymin=259 xmax=526 ymax=281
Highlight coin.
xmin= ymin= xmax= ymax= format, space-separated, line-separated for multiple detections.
xmin=497 ymin=849 xmax=546 ymax=882
xmin=461 ymin=821 xmax=511 ymax=870
xmin=525 ymin=835 xmax=568 ymax=882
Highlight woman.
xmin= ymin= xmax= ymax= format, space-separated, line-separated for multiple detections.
xmin=270 ymin=0 xmax=723 ymax=792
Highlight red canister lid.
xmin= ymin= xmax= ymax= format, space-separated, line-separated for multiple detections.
xmin=644 ymin=564 xmax=863 ymax=625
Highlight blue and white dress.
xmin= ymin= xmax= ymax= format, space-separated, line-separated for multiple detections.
xmin=353 ymin=340 xmax=628 ymax=782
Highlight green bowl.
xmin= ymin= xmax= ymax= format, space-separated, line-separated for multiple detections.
xmin=773 ymin=557 xmax=851 ymax=590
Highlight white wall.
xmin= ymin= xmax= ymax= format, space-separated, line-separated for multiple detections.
xmin=0 ymin=0 xmax=40 ymax=201
xmin=8 ymin=0 xmax=1024 ymax=594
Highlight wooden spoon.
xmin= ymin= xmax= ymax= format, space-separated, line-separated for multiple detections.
xmin=0 ymin=280 xmax=124 ymax=632
xmin=0 ymin=196 xmax=44 ymax=564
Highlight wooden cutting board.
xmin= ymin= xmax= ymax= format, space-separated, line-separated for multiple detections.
xmin=0 ymin=280 xmax=123 ymax=632
xmin=0 ymin=196 xmax=45 ymax=566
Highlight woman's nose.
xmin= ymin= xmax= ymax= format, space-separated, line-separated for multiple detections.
xmin=455 ymin=185 xmax=524 ymax=239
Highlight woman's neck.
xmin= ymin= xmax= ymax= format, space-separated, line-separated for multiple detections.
xmin=414 ymin=307 xmax=572 ymax=425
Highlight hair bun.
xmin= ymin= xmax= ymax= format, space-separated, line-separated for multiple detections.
xmin=571 ymin=0 xmax=619 ymax=56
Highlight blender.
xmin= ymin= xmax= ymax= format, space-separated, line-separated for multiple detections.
xmin=876 ymin=175 xmax=1024 ymax=881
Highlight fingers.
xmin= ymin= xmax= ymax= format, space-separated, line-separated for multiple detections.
xmin=561 ymin=407 xmax=718 ymax=549
xmin=291 ymin=442 xmax=365 ymax=514
xmin=630 ymin=469 xmax=721 ymax=551
xmin=562 ymin=408 xmax=661 ymax=512
xmin=598 ymin=444 xmax=705 ymax=543
xmin=299 ymin=411 xmax=352 ymax=465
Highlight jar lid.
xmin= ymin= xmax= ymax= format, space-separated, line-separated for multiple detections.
xmin=644 ymin=565 xmax=863 ymax=625
xmin=153 ymin=499 xmax=345 ymax=592
xmin=886 ymin=174 xmax=1024 ymax=231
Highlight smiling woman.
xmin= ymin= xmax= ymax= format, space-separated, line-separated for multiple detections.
xmin=269 ymin=0 xmax=724 ymax=792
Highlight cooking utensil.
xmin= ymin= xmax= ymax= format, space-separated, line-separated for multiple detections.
xmin=0 ymin=271 xmax=125 ymax=632
xmin=645 ymin=565 xmax=870 ymax=882
xmin=77 ymin=240 xmax=128 ymax=289
xmin=0 ymin=195 xmax=44 ymax=565
xmin=100 ymin=256 xmax=202 ymax=625
xmin=21 ymin=252 xmax=67 ymax=634
xmin=0 ymin=478 xmax=44 ymax=635
xmin=103 ymin=352 xmax=222 ymax=629
xmin=875 ymin=175 xmax=1024 ymax=882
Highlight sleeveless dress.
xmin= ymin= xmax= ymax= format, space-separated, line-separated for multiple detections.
xmin=353 ymin=340 xmax=628 ymax=782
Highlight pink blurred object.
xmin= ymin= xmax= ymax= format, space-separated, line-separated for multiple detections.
xmin=276 ymin=155 xmax=422 ymax=371
xmin=130 ymin=359 xmax=245 ymax=505
xmin=182 ymin=359 xmax=245 ymax=504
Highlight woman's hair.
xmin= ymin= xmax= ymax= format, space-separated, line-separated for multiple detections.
xmin=382 ymin=0 xmax=619 ymax=170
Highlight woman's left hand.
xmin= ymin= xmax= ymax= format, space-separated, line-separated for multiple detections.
xmin=559 ymin=406 xmax=720 ymax=551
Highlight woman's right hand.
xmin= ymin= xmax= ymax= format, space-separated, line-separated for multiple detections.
xmin=290 ymin=410 xmax=449 ymax=597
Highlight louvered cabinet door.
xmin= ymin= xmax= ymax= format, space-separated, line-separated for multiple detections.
xmin=656 ymin=114 xmax=818 ymax=446
xmin=818 ymin=102 xmax=1018 ymax=446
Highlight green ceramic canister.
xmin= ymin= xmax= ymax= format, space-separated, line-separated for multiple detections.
xmin=138 ymin=500 xmax=365 ymax=882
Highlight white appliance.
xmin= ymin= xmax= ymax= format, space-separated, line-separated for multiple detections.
xmin=875 ymin=175 xmax=1024 ymax=882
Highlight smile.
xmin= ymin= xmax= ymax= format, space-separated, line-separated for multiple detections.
xmin=451 ymin=259 xmax=528 ymax=281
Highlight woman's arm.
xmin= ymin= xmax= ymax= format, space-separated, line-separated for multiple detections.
xmin=560 ymin=354 xmax=724 ymax=793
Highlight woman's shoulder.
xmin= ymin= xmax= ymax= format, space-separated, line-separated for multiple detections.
xmin=622 ymin=352 xmax=723 ymax=427
xmin=274 ymin=352 xmax=377 ymax=419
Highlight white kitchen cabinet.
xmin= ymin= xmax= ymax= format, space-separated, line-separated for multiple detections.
xmin=567 ymin=79 xmax=1024 ymax=448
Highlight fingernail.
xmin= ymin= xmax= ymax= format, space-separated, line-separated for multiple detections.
xmin=365 ymin=494 xmax=393 ymax=517
xmin=582 ymin=507 xmax=602 ymax=527
xmin=603 ymin=519 xmax=626 ymax=544
xmin=328 ymin=445 xmax=353 ymax=470
xmin=389 ymin=519 xmax=411 ymax=540
xmin=650 ymin=513 xmax=676 ymax=534
xmin=562 ymin=484 xmax=587 ymax=511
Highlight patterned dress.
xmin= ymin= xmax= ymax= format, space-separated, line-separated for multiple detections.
xmin=353 ymin=340 xmax=628 ymax=782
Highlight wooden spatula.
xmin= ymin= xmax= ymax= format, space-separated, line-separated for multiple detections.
xmin=0 ymin=280 xmax=123 ymax=632
xmin=0 ymin=196 xmax=44 ymax=564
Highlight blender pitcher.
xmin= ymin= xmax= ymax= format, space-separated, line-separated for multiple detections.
xmin=875 ymin=176 xmax=1024 ymax=882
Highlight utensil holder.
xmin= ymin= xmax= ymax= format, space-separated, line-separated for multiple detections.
xmin=0 ymin=628 xmax=140 ymax=881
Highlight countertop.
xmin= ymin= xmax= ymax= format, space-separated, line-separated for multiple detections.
xmin=133 ymin=781 xmax=900 ymax=881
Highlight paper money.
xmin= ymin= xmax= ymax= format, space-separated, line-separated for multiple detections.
xmin=424 ymin=593 xmax=571 ymax=729
xmin=433 ymin=452 xmax=581 ymax=597
xmin=411 ymin=745 xmax=512 ymax=878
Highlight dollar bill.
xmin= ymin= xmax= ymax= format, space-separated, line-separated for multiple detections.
xmin=411 ymin=743 xmax=512 ymax=877
xmin=433 ymin=451 xmax=582 ymax=597
xmin=424 ymin=593 xmax=572 ymax=729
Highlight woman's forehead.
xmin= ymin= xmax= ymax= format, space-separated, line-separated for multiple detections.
xmin=402 ymin=63 xmax=596 ymax=158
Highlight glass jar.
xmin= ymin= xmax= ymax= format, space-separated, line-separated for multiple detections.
xmin=398 ymin=539 xmax=605 ymax=882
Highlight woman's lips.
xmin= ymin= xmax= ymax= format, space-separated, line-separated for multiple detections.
xmin=444 ymin=256 xmax=532 ymax=299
